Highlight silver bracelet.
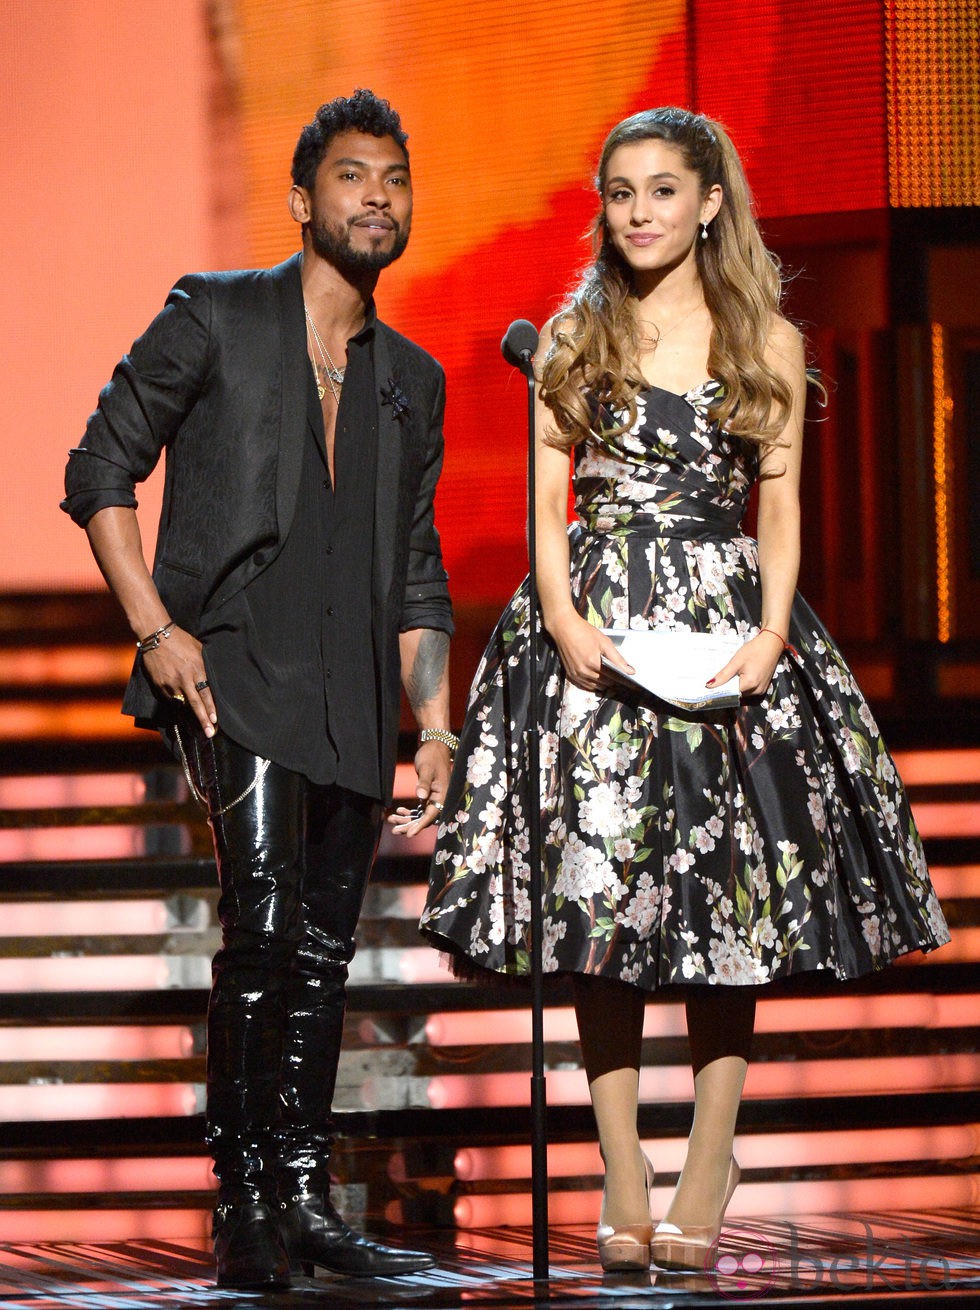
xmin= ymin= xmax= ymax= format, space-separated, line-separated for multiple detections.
xmin=136 ymin=621 xmax=174 ymax=653
xmin=419 ymin=727 xmax=459 ymax=753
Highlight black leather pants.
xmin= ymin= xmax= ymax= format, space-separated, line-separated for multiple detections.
xmin=185 ymin=727 xmax=382 ymax=1209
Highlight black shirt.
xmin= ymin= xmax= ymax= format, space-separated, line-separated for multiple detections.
xmin=202 ymin=306 xmax=381 ymax=797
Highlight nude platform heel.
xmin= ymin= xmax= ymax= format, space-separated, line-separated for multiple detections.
xmin=596 ymin=1153 xmax=655 ymax=1272
xmin=651 ymin=1156 xmax=740 ymax=1272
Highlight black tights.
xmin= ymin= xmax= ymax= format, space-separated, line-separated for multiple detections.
xmin=572 ymin=973 xmax=756 ymax=1083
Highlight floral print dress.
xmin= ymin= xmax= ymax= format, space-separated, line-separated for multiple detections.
xmin=422 ymin=382 xmax=950 ymax=988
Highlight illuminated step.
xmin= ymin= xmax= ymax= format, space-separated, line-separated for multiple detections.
xmin=3 ymin=1044 xmax=976 ymax=1120
xmin=0 ymin=773 xmax=159 ymax=808
xmin=427 ymin=1053 xmax=980 ymax=1110
xmin=0 ymin=1026 xmax=199 ymax=1061
xmin=0 ymin=1084 xmax=202 ymax=1121
xmin=0 ymin=957 xmax=212 ymax=992
xmin=447 ymin=1168 xmax=980 ymax=1230
xmin=0 ymin=1207 xmax=209 ymax=1243
xmin=0 ymin=1156 xmax=213 ymax=1197
xmin=0 ymin=900 xmax=214 ymax=937
xmin=423 ymin=990 xmax=980 ymax=1045
xmin=454 ymin=1124 xmax=980 ymax=1185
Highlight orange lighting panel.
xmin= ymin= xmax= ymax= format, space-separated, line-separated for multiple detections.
xmin=0 ymin=827 xmax=145 ymax=862
xmin=0 ymin=773 xmax=147 ymax=808
xmin=0 ymin=1026 xmax=195 ymax=1061
xmin=892 ymin=749 xmax=980 ymax=785
xmin=0 ymin=1210 xmax=210 ymax=1244
xmin=0 ymin=1157 xmax=214 ymax=1195
xmin=0 ymin=1084 xmax=199 ymax=1123
xmin=0 ymin=647 xmax=133 ymax=686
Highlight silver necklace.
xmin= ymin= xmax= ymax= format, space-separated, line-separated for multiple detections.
xmin=304 ymin=307 xmax=346 ymax=402
xmin=644 ymin=299 xmax=704 ymax=347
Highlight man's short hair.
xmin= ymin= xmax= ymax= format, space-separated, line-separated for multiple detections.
xmin=291 ymin=89 xmax=409 ymax=190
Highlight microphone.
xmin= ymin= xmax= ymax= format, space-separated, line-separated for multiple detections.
xmin=501 ymin=319 xmax=539 ymax=377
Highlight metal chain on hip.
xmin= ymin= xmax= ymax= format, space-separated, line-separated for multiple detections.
xmin=173 ymin=722 xmax=272 ymax=817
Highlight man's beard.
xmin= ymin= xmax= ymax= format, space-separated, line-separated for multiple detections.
xmin=310 ymin=214 xmax=411 ymax=273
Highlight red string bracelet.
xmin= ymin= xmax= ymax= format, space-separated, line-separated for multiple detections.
xmin=759 ymin=626 xmax=799 ymax=658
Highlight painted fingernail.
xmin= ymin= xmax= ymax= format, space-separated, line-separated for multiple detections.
xmin=706 ymin=678 xmax=716 ymax=686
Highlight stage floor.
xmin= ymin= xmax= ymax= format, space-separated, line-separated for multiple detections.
xmin=0 ymin=1210 xmax=977 ymax=1307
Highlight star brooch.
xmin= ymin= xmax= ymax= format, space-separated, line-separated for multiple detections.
xmin=380 ymin=377 xmax=410 ymax=422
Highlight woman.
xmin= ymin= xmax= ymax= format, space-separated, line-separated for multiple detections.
xmin=407 ymin=107 xmax=949 ymax=1272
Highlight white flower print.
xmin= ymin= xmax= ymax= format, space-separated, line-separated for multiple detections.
xmin=540 ymin=731 xmax=559 ymax=770
xmin=807 ymin=790 xmax=827 ymax=832
xmin=879 ymin=797 xmax=899 ymax=832
xmin=541 ymin=917 xmax=567 ymax=972
xmin=467 ymin=744 xmax=495 ymax=787
xmin=592 ymin=726 xmax=633 ymax=777
xmin=861 ymin=914 xmax=881 ymax=956
xmin=669 ymin=848 xmax=696 ymax=873
xmin=692 ymin=826 xmax=716 ymax=853
xmin=696 ymin=542 xmax=728 ymax=596
xmin=478 ymin=800 xmax=503 ymax=828
xmin=579 ymin=781 xmax=629 ymax=838
xmin=753 ymin=916 xmax=779 ymax=950
xmin=609 ymin=595 xmax=629 ymax=625
xmin=616 ymin=878 xmax=661 ymax=935
xmin=858 ymin=702 xmax=877 ymax=733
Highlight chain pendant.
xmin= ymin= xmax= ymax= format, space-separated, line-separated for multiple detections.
xmin=317 ymin=384 xmax=326 ymax=400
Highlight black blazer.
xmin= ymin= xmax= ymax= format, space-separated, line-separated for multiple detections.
xmin=63 ymin=253 xmax=453 ymax=798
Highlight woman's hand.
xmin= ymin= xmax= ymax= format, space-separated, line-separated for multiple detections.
xmin=547 ymin=612 xmax=634 ymax=692
xmin=707 ymin=629 xmax=785 ymax=698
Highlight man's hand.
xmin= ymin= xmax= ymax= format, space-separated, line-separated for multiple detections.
xmin=82 ymin=507 xmax=218 ymax=736
xmin=390 ymin=626 xmax=452 ymax=838
xmin=386 ymin=739 xmax=452 ymax=836
xmin=143 ymin=626 xmax=217 ymax=736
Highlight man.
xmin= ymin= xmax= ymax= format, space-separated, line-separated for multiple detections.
xmin=62 ymin=90 xmax=454 ymax=1291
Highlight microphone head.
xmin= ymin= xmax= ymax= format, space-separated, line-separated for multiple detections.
xmin=501 ymin=319 xmax=540 ymax=375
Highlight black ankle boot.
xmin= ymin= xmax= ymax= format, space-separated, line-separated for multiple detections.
xmin=278 ymin=1192 xmax=435 ymax=1277
xmin=214 ymin=1201 xmax=292 ymax=1290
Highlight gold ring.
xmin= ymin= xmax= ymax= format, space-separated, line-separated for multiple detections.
xmin=172 ymin=692 xmax=186 ymax=703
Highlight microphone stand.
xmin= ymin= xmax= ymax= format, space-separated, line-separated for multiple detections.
xmin=501 ymin=320 xmax=549 ymax=1282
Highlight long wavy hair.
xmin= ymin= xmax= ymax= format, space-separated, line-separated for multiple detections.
xmin=540 ymin=107 xmax=793 ymax=450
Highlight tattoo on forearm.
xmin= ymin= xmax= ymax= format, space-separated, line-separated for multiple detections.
xmin=407 ymin=630 xmax=449 ymax=711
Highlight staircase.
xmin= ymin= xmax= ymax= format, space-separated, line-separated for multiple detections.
xmin=0 ymin=592 xmax=977 ymax=1242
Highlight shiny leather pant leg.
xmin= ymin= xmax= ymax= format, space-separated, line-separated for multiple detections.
xmin=274 ymin=787 xmax=383 ymax=1200
xmin=192 ymin=731 xmax=306 ymax=1209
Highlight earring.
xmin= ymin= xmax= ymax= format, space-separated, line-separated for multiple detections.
xmin=701 ymin=222 xmax=709 ymax=240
